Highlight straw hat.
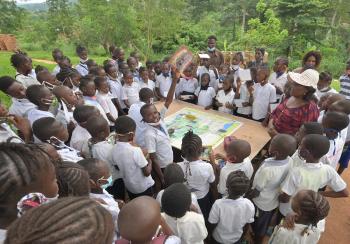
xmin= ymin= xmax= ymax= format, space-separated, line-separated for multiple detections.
xmin=288 ymin=69 xmax=319 ymax=89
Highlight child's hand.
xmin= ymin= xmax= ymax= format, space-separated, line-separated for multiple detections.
xmin=248 ymin=86 xmax=254 ymax=95
xmin=171 ymin=65 xmax=181 ymax=81
xmin=225 ymin=102 xmax=235 ymax=109
xmin=246 ymin=189 xmax=260 ymax=199
xmin=116 ymin=199 xmax=125 ymax=209
xmin=236 ymin=78 xmax=242 ymax=88
xmin=217 ymin=102 xmax=223 ymax=107
xmin=168 ymin=128 xmax=175 ymax=135
xmin=242 ymin=102 xmax=250 ymax=107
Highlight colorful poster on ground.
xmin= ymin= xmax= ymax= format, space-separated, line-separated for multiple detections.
xmin=164 ymin=107 xmax=242 ymax=149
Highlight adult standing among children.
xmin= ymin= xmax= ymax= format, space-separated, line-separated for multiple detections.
xmin=267 ymin=69 xmax=320 ymax=137
xmin=206 ymin=35 xmax=224 ymax=69
xmin=247 ymin=48 xmax=268 ymax=69
xmin=293 ymin=50 xmax=322 ymax=73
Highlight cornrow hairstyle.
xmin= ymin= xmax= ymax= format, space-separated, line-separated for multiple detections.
xmin=164 ymin=163 xmax=185 ymax=188
xmin=73 ymin=105 xmax=97 ymax=123
xmin=56 ymin=161 xmax=90 ymax=197
xmin=25 ymin=84 xmax=50 ymax=106
xmin=161 ymin=183 xmax=191 ymax=218
xmin=10 ymin=53 xmax=29 ymax=68
xmin=32 ymin=117 xmax=63 ymax=142
xmin=77 ymin=158 xmax=103 ymax=182
xmin=302 ymin=51 xmax=322 ymax=68
xmin=297 ymin=190 xmax=330 ymax=228
xmin=114 ymin=115 xmax=136 ymax=134
xmin=76 ymin=45 xmax=87 ymax=55
xmin=181 ymin=130 xmax=202 ymax=161
xmin=323 ymin=111 xmax=349 ymax=131
xmin=4 ymin=197 xmax=114 ymax=244
xmin=226 ymin=171 xmax=250 ymax=199
xmin=303 ymin=122 xmax=324 ymax=135
xmin=0 ymin=143 xmax=53 ymax=204
xmin=0 ymin=76 xmax=16 ymax=92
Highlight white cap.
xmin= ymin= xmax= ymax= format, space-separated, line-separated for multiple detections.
xmin=198 ymin=53 xmax=210 ymax=59
xmin=288 ymin=69 xmax=319 ymax=89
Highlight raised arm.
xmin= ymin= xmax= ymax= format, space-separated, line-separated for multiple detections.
xmin=164 ymin=66 xmax=180 ymax=109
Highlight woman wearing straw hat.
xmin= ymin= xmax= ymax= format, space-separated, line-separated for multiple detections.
xmin=267 ymin=69 xmax=320 ymax=136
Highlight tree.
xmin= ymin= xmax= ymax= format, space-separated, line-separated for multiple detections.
xmin=47 ymin=0 xmax=73 ymax=39
xmin=0 ymin=0 xmax=26 ymax=34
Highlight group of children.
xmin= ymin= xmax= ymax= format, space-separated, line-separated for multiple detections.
xmin=0 ymin=45 xmax=349 ymax=244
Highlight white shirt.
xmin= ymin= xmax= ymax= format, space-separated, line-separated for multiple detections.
xmin=9 ymin=98 xmax=36 ymax=118
xmin=0 ymin=229 xmax=6 ymax=244
xmin=252 ymin=157 xmax=291 ymax=211
xmin=162 ymin=212 xmax=207 ymax=244
xmin=27 ymin=108 xmax=54 ymax=126
xmin=15 ymin=72 xmax=40 ymax=88
xmin=144 ymin=121 xmax=173 ymax=168
xmin=209 ymin=197 xmax=255 ymax=244
xmin=176 ymin=78 xmax=198 ymax=96
xmin=315 ymin=87 xmax=337 ymax=100
xmin=218 ymin=158 xmax=253 ymax=195
xmin=56 ymin=147 xmax=83 ymax=163
xmin=108 ymin=77 xmax=127 ymax=109
xmin=70 ymin=124 xmax=91 ymax=152
xmin=75 ymin=62 xmax=89 ymax=76
xmin=52 ymin=64 xmax=60 ymax=76
xmin=252 ymin=83 xmax=276 ymax=120
xmin=268 ymin=72 xmax=288 ymax=100
xmin=83 ymin=96 xmax=109 ymax=122
xmin=196 ymin=66 xmax=218 ymax=91
xmin=111 ymin=141 xmax=154 ymax=194
xmin=178 ymin=160 xmax=215 ymax=199
xmin=280 ymin=162 xmax=347 ymax=216
xmin=156 ymin=73 xmax=173 ymax=97
xmin=138 ymin=79 xmax=155 ymax=90
xmin=235 ymin=83 xmax=252 ymax=115
xmin=195 ymin=87 xmax=216 ymax=108
xmin=156 ymin=189 xmax=202 ymax=214
xmin=216 ymin=89 xmax=235 ymax=114
xmin=55 ymin=106 xmax=75 ymax=128
xmin=269 ymin=223 xmax=321 ymax=244
xmin=128 ymin=101 xmax=146 ymax=147
xmin=290 ymin=151 xmax=305 ymax=168
xmin=321 ymin=130 xmax=347 ymax=169
xmin=81 ymin=140 xmax=121 ymax=180
xmin=123 ymin=82 xmax=140 ymax=105
xmin=0 ymin=123 xmax=22 ymax=143
xmin=96 ymin=92 xmax=118 ymax=126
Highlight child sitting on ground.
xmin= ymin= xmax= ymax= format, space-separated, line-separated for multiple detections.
xmin=95 ymin=76 xmax=118 ymax=128
xmin=195 ymin=73 xmax=216 ymax=110
xmin=105 ymin=62 xmax=126 ymax=115
xmin=176 ymin=66 xmax=198 ymax=104
xmin=216 ymin=139 xmax=253 ymax=196
xmin=209 ymin=171 xmax=255 ymax=244
xmin=26 ymin=85 xmax=55 ymax=125
xmin=249 ymin=134 xmax=297 ymax=243
xmin=161 ymin=183 xmax=208 ymax=244
xmin=316 ymin=71 xmax=337 ymax=99
xmin=75 ymin=45 xmax=89 ymax=76
xmin=215 ymin=75 xmax=235 ymax=114
xmin=112 ymin=116 xmax=154 ymax=200
xmin=269 ymin=190 xmax=330 ymax=244
xmin=122 ymin=70 xmax=141 ymax=108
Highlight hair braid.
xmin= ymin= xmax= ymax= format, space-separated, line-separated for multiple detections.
xmin=181 ymin=130 xmax=202 ymax=160
xmin=5 ymin=197 xmax=114 ymax=244
xmin=226 ymin=171 xmax=250 ymax=199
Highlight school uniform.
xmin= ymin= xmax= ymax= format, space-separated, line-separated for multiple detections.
xmin=196 ymin=66 xmax=218 ymax=91
xmin=75 ymin=62 xmax=89 ymax=76
xmin=27 ymin=108 xmax=54 ymax=126
xmin=96 ymin=91 xmax=118 ymax=126
xmin=138 ymin=78 xmax=155 ymax=90
xmin=339 ymin=74 xmax=350 ymax=99
xmin=234 ymin=83 xmax=252 ymax=116
xmin=111 ymin=141 xmax=154 ymax=198
xmin=156 ymin=73 xmax=173 ymax=97
xmin=218 ymin=158 xmax=253 ymax=195
xmin=123 ymin=82 xmax=140 ymax=105
xmin=55 ymin=103 xmax=75 ymax=129
xmin=15 ymin=72 xmax=40 ymax=88
xmin=83 ymin=96 xmax=109 ymax=122
xmin=0 ymin=123 xmax=23 ymax=143
xmin=216 ymin=89 xmax=235 ymax=114
xmin=0 ymin=229 xmax=6 ymax=243
xmin=268 ymin=72 xmax=288 ymax=101
xmin=269 ymin=223 xmax=322 ymax=244
xmin=162 ymin=211 xmax=207 ymax=244
xmin=176 ymin=77 xmax=199 ymax=96
xmin=315 ymin=87 xmax=337 ymax=100
xmin=280 ymin=162 xmax=347 ymax=216
xmin=108 ymin=77 xmax=127 ymax=109
xmin=231 ymin=66 xmax=244 ymax=87
xmin=252 ymin=83 xmax=276 ymax=121
xmin=70 ymin=124 xmax=91 ymax=152
xmin=209 ymin=197 xmax=255 ymax=244
xmin=194 ymin=87 xmax=216 ymax=108
xmin=321 ymin=130 xmax=347 ymax=169
xmin=252 ymin=157 xmax=291 ymax=236
xmin=9 ymin=98 xmax=36 ymax=118
xmin=128 ymin=101 xmax=146 ymax=147
xmin=56 ymin=147 xmax=83 ymax=163
xmin=52 ymin=64 xmax=61 ymax=76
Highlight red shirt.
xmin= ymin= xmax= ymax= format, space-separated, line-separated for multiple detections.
xmin=271 ymin=99 xmax=319 ymax=135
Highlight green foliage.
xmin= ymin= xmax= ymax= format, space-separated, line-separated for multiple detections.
xmin=0 ymin=0 xmax=26 ymax=34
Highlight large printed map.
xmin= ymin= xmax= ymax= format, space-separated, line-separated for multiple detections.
xmin=164 ymin=107 xmax=242 ymax=149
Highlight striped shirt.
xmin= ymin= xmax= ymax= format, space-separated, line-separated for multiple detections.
xmin=339 ymin=74 xmax=350 ymax=99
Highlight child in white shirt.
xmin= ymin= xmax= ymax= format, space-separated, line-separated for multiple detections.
xmin=216 ymin=64 xmax=230 ymax=90
xmin=216 ymin=139 xmax=253 ymax=196
xmin=112 ymin=116 xmax=154 ymax=199
xmin=75 ymin=45 xmax=89 ymax=76
xmin=105 ymin=63 xmax=127 ymax=114
xmin=178 ymin=131 xmax=216 ymax=223
xmin=269 ymin=190 xmax=330 ymax=244
xmin=269 ymin=57 xmax=288 ymax=102
xmin=51 ymin=48 xmax=63 ymax=75
xmin=316 ymin=71 xmax=338 ymax=99
xmin=176 ymin=66 xmax=198 ymax=104
xmin=215 ymin=75 xmax=235 ymax=114
xmin=155 ymin=62 xmax=173 ymax=99
xmin=161 ymin=183 xmax=207 ymax=244
xmin=249 ymin=134 xmax=297 ymax=243
xmin=234 ymin=79 xmax=254 ymax=118
xmin=138 ymin=67 xmax=155 ymax=90
xmin=95 ymin=76 xmax=118 ymax=127
xmin=123 ymin=71 xmax=140 ymax=107
xmin=196 ymin=55 xmax=218 ymax=91
xmin=252 ymin=68 xmax=276 ymax=121
xmin=195 ymin=73 xmax=216 ymax=110
xmin=209 ymin=171 xmax=255 ymax=244
xmin=11 ymin=53 xmax=40 ymax=88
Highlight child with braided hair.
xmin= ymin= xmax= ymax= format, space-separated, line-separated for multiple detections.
xmin=269 ymin=190 xmax=330 ymax=244
xmin=4 ymin=197 xmax=114 ymax=244
xmin=178 ymin=130 xmax=216 ymax=225
xmin=209 ymin=171 xmax=255 ymax=244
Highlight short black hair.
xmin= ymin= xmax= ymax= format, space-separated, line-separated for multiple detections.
xmin=302 ymin=134 xmax=330 ymax=159
xmin=35 ymin=65 xmax=48 ymax=75
xmin=86 ymin=116 xmax=109 ymax=137
xmin=161 ymin=183 xmax=191 ymax=218
xmin=94 ymin=75 xmax=107 ymax=88
xmin=86 ymin=59 xmax=96 ymax=69
xmin=140 ymin=103 xmax=154 ymax=118
xmin=255 ymin=47 xmax=265 ymax=56
xmin=302 ymin=122 xmax=324 ymax=135
xmin=329 ymin=100 xmax=350 ymax=114
xmin=104 ymin=63 xmax=115 ymax=74
xmin=270 ymin=133 xmax=297 ymax=157
xmin=139 ymin=66 xmax=147 ymax=73
xmin=302 ymin=51 xmax=322 ymax=68
xmin=73 ymin=105 xmax=98 ymax=123
xmin=139 ymin=88 xmax=154 ymax=102
xmin=89 ymin=66 xmax=105 ymax=76
xmin=164 ymin=163 xmax=185 ymax=188
xmin=79 ymin=75 xmax=95 ymax=90
xmin=77 ymin=158 xmax=104 ymax=182
xmin=319 ymin=71 xmax=332 ymax=82
xmin=114 ymin=116 xmax=136 ymax=134
xmin=25 ymin=84 xmax=50 ymax=106
xmin=277 ymin=56 xmax=289 ymax=66
xmin=226 ymin=171 xmax=250 ymax=199
xmin=76 ymin=45 xmax=87 ymax=55
xmin=0 ymin=76 xmax=16 ymax=92
xmin=207 ymin=35 xmax=217 ymax=41
xmin=10 ymin=53 xmax=29 ymax=68
xmin=32 ymin=117 xmax=63 ymax=142
xmin=323 ymin=111 xmax=349 ymax=131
